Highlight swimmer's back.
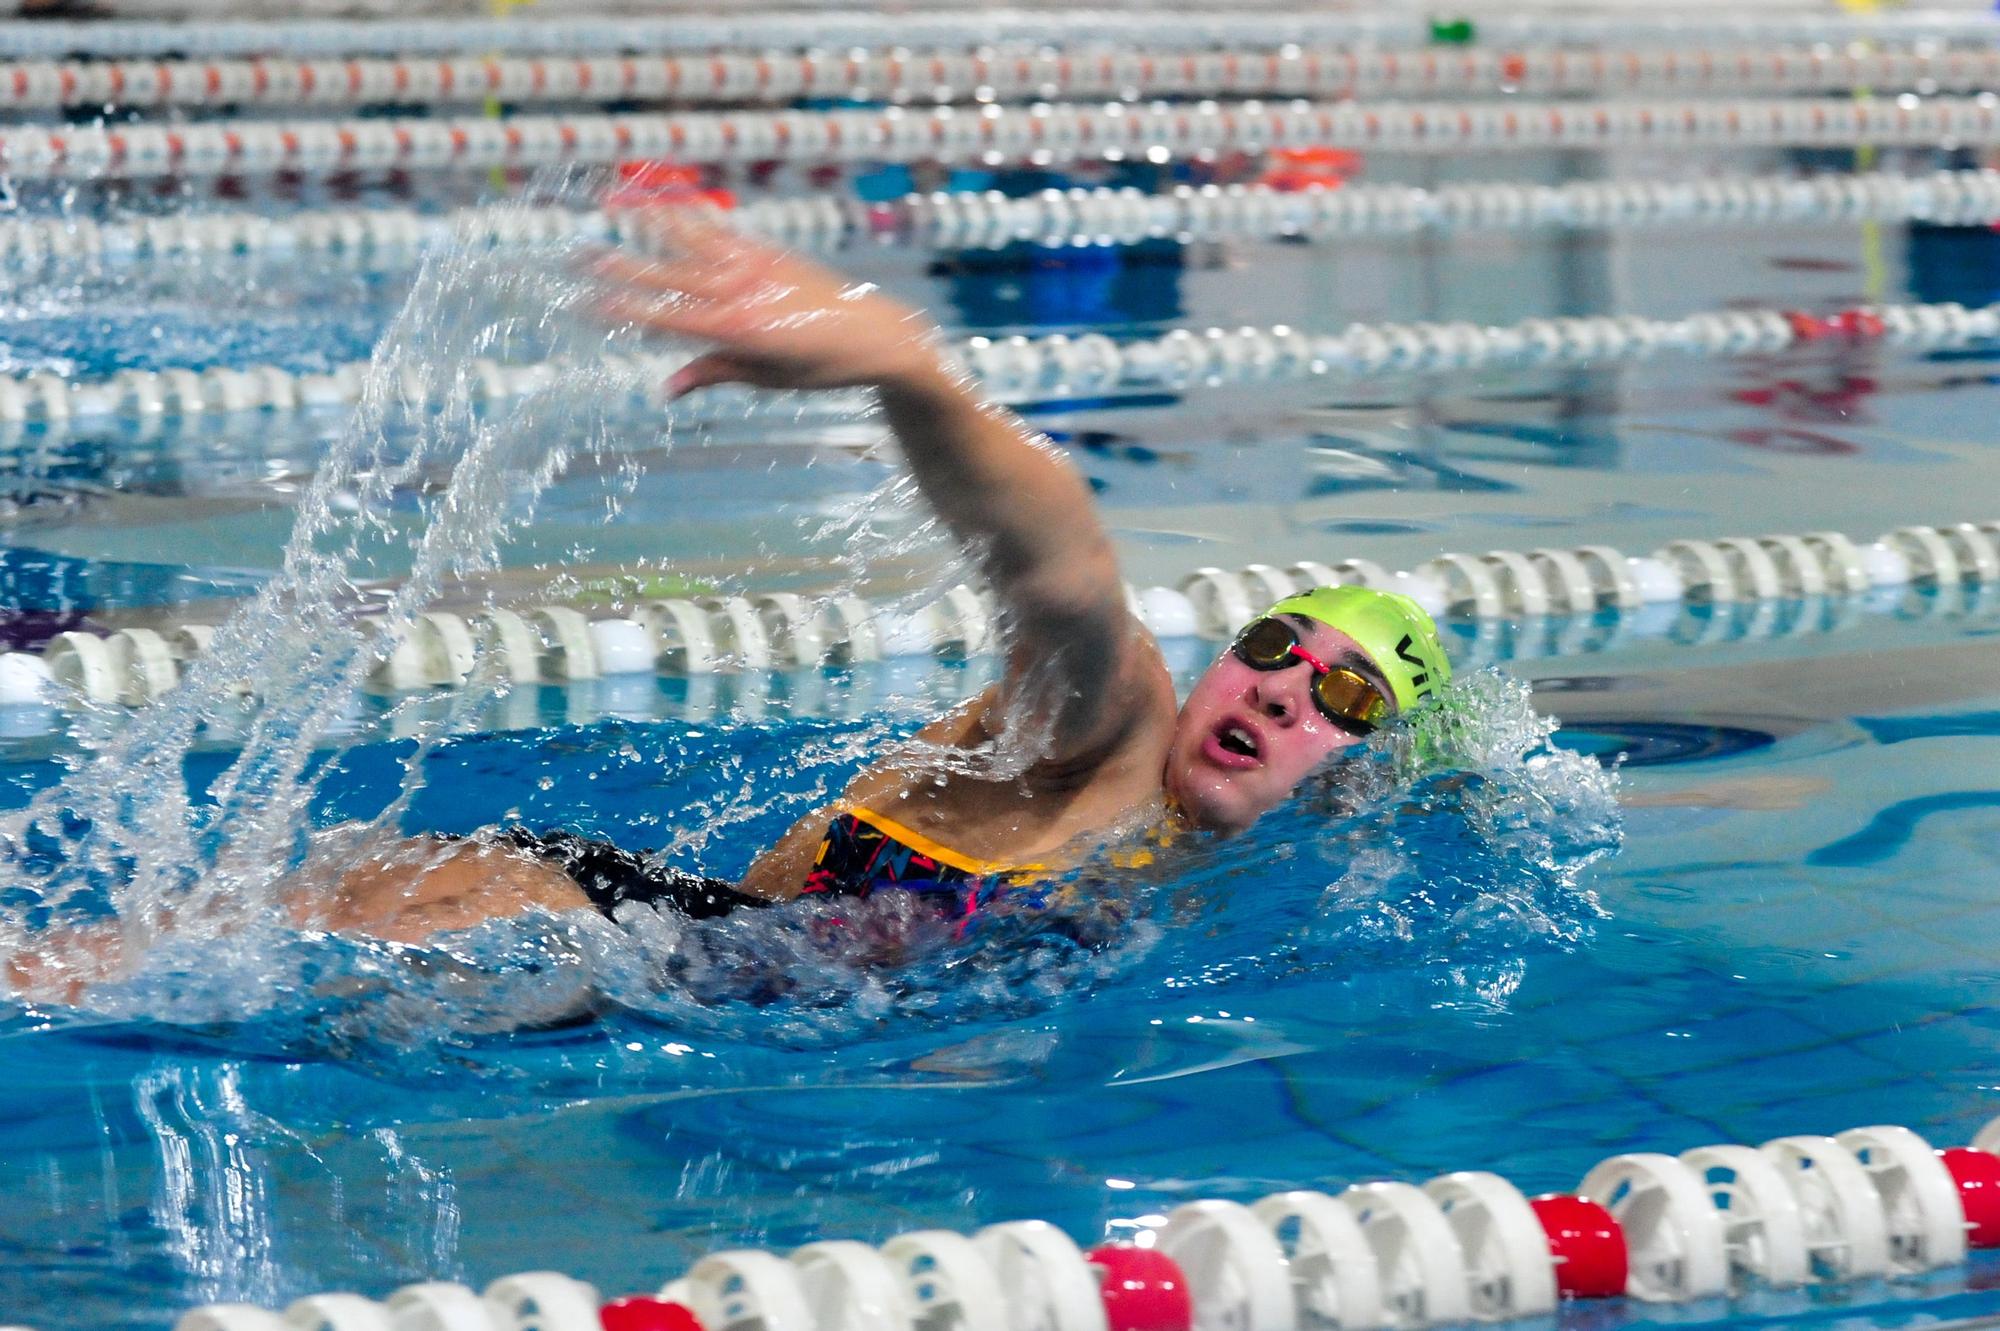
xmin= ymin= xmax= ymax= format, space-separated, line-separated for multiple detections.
xmin=738 ymin=658 xmax=1177 ymax=903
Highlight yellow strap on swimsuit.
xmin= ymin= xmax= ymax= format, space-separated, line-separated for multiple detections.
xmin=845 ymin=808 xmax=1179 ymax=875
xmin=844 ymin=807 xmax=1020 ymax=877
xmin=801 ymin=806 xmax=1046 ymax=917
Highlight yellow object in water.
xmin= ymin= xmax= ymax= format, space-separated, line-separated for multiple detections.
xmin=486 ymin=0 xmax=537 ymax=187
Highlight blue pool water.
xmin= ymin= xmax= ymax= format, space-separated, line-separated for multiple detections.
xmin=5 ymin=604 xmax=2000 ymax=1327
xmin=6 ymin=159 xmax=2000 ymax=1330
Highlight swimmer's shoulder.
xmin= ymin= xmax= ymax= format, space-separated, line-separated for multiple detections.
xmin=1114 ymin=623 xmax=1182 ymax=757
xmin=1030 ymin=629 xmax=1176 ymax=793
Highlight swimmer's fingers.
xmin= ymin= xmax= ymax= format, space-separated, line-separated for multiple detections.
xmin=665 ymin=352 xmax=759 ymax=399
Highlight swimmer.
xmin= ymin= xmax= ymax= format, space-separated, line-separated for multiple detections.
xmin=6 ymin=214 xmax=1450 ymax=1003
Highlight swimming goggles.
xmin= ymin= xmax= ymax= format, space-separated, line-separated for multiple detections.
xmin=1230 ymin=616 xmax=1392 ymax=736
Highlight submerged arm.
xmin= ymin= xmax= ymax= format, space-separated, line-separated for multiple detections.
xmin=591 ymin=211 xmax=1149 ymax=759
xmin=4 ymin=921 xmax=129 ymax=1008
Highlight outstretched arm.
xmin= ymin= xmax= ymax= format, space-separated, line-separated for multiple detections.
xmin=591 ymin=212 xmax=1150 ymax=761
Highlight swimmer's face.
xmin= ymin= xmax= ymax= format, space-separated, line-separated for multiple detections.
xmin=1164 ymin=615 xmax=1392 ymax=833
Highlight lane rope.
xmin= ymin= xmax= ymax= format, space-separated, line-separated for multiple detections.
xmin=4 ymin=44 xmax=2000 ymax=112
xmin=0 ymin=297 xmax=1986 ymax=422
xmin=11 ymin=169 xmax=2000 ymax=273
xmin=11 ymin=95 xmax=2000 ymax=180
xmin=10 ymin=10 xmax=2000 ymax=61
xmin=162 ymin=1114 xmax=2000 ymax=1331
xmin=7 ymin=517 xmax=1993 ymax=710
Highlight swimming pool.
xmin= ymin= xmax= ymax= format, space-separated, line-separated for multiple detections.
xmin=9 ymin=606 xmax=2000 ymax=1328
xmin=6 ymin=11 xmax=2000 ymax=1331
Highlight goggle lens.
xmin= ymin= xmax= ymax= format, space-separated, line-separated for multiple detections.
xmin=1232 ymin=617 xmax=1299 ymax=668
xmin=1230 ymin=617 xmax=1390 ymax=735
xmin=1312 ymin=669 xmax=1390 ymax=732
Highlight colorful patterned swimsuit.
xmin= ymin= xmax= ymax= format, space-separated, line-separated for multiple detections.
xmin=800 ymin=807 xmax=1040 ymax=929
xmin=485 ymin=810 xmax=1068 ymax=931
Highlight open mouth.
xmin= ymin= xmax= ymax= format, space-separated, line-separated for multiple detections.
xmin=1218 ymin=724 xmax=1259 ymax=758
xmin=1201 ymin=716 xmax=1265 ymax=770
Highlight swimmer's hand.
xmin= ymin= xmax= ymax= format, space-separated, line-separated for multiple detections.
xmin=588 ymin=210 xmax=950 ymax=400
xmin=593 ymin=209 xmax=1170 ymax=769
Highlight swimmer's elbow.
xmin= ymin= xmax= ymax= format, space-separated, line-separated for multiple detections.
xmin=1002 ymin=543 xmax=1127 ymax=638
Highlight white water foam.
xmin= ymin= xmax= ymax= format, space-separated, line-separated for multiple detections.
xmin=0 ymin=174 xmax=1621 ymax=1049
xmin=6 ymin=168 xmax=703 ymax=960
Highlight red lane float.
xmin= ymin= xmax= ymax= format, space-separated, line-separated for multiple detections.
xmin=1087 ymin=1244 xmax=1195 ymax=1331
xmin=1257 ymin=145 xmax=1363 ymax=193
xmin=1941 ymin=1147 xmax=2000 ymax=1249
xmin=1528 ymin=1194 xmax=1629 ymax=1299
xmin=599 ymin=1297 xmax=706 ymax=1331
xmin=1828 ymin=308 xmax=1887 ymax=340
xmin=1784 ymin=308 xmax=1891 ymax=343
xmin=604 ymin=159 xmax=735 ymax=211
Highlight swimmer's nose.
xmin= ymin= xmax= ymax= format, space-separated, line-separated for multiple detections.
xmin=1247 ymin=675 xmax=1299 ymax=726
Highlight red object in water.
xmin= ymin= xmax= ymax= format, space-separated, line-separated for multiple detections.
xmin=865 ymin=200 xmax=902 ymax=237
xmin=1785 ymin=310 xmax=1834 ymax=342
xmin=618 ymin=160 xmax=703 ymax=191
xmin=599 ymin=1297 xmax=706 ymax=1331
xmin=1828 ymin=308 xmax=1887 ymax=340
xmin=1942 ymin=1148 xmax=2000 ymax=1248
xmin=1258 ymin=145 xmax=1363 ymax=193
xmin=1086 ymin=1244 xmax=1195 ymax=1331
xmin=1529 ymin=1194 xmax=1628 ymax=1299
xmin=605 ymin=160 xmax=736 ymax=211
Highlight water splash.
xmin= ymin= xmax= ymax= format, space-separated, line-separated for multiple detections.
xmin=0 ymin=163 xmax=1022 ymax=1028
xmin=0 ymin=171 xmax=1620 ymax=1059
xmin=3 ymin=166 xmax=699 ymax=952
xmin=3 ymin=650 xmax=1619 ymax=1068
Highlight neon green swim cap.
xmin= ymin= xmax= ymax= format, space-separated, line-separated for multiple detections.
xmin=1264 ymin=585 xmax=1451 ymax=712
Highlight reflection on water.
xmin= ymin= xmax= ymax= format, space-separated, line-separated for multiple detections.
xmin=4 ymin=154 xmax=2000 ymax=1330
xmin=0 ymin=657 xmax=1626 ymax=1321
xmin=13 ymin=1057 xmax=468 ymax=1317
xmin=5 ymin=630 xmax=2000 ymax=1327
xmin=135 ymin=1063 xmax=289 ymax=1310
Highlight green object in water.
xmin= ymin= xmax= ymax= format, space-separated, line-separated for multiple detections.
xmin=1429 ymin=17 xmax=1476 ymax=43
xmin=567 ymin=572 xmax=716 ymax=607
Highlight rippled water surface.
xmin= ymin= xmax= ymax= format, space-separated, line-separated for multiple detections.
xmin=4 ymin=157 xmax=2000 ymax=1328
xmin=6 ymin=611 xmax=2000 ymax=1328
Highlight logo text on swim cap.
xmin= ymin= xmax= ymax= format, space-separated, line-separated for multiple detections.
xmin=1394 ymin=632 xmax=1433 ymax=701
